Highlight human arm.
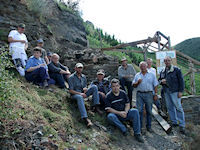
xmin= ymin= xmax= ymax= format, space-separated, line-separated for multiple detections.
xmin=44 ymin=56 xmax=49 ymax=64
xmin=177 ymin=68 xmax=184 ymax=98
xmin=26 ymin=64 xmax=45 ymax=72
xmin=8 ymin=37 xmax=26 ymax=43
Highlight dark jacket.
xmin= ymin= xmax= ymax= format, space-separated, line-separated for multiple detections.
xmin=159 ymin=65 xmax=184 ymax=93
xmin=48 ymin=62 xmax=68 ymax=74
xmin=91 ymin=79 xmax=111 ymax=94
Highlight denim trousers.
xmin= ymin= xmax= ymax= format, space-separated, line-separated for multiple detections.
xmin=119 ymin=78 xmax=133 ymax=107
xmin=164 ymin=89 xmax=185 ymax=127
xmin=107 ymin=108 xmax=141 ymax=135
xmin=136 ymin=92 xmax=153 ymax=129
xmin=71 ymin=85 xmax=100 ymax=118
xmin=25 ymin=67 xmax=50 ymax=85
xmin=49 ymin=72 xmax=67 ymax=88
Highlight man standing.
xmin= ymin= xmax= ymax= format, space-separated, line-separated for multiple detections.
xmin=118 ymin=57 xmax=136 ymax=107
xmin=8 ymin=23 xmax=28 ymax=76
xmin=159 ymin=56 xmax=185 ymax=134
xmin=105 ymin=79 xmax=144 ymax=143
xmin=133 ymin=61 xmax=159 ymax=132
xmin=36 ymin=39 xmax=49 ymax=64
xmin=68 ymin=63 xmax=102 ymax=127
xmin=48 ymin=53 xmax=71 ymax=89
xmin=25 ymin=47 xmax=54 ymax=87
xmin=91 ymin=69 xmax=111 ymax=108
xmin=147 ymin=58 xmax=161 ymax=113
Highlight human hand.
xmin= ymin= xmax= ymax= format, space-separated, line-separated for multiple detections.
xmin=153 ymin=95 xmax=158 ymax=101
xmin=80 ymin=93 xmax=87 ymax=98
xmin=138 ymin=79 xmax=142 ymax=84
xmin=119 ymin=111 xmax=127 ymax=118
xmin=178 ymin=92 xmax=182 ymax=98
xmin=20 ymin=40 xmax=26 ymax=43
xmin=99 ymin=92 xmax=106 ymax=98
xmin=161 ymin=79 xmax=167 ymax=84
xmin=83 ymin=88 xmax=88 ymax=93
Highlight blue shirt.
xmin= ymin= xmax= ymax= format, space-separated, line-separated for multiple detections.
xmin=132 ymin=71 xmax=159 ymax=92
xmin=105 ymin=90 xmax=129 ymax=111
xmin=68 ymin=72 xmax=87 ymax=93
xmin=25 ymin=56 xmax=47 ymax=71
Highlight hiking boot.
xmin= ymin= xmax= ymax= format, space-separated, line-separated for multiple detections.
xmin=179 ymin=127 xmax=186 ymax=134
xmin=147 ymin=128 xmax=154 ymax=133
xmin=135 ymin=134 xmax=144 ymax=143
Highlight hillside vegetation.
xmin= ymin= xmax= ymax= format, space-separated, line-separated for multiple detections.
xmin=174 ymin=37 xmax=200 ymax=61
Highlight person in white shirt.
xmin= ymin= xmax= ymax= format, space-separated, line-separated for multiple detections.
xmin=147 ymin=58 xmax=156 ymax=76
xmin=8 ymin=23 xmax=28 ymax=76
xmin=146 ymin=58 xmax=162 ymax=113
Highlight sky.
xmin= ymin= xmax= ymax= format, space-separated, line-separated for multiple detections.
xmin=79 ymin=0 xmax=200 ymax=46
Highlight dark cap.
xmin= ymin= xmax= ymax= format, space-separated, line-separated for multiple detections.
xmin=47 ymin=52 xmax=52 ymax=56
xmin=18 ymin=23 xmax=25 ymax=28
xmin=37 ymin=38 xmax=44 ymax=43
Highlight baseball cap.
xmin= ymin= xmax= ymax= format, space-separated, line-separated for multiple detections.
xmin=47 ymin=52 xmax=52 ymax=56
xmin=97 ymin=69 xmax=105 ymax=75
xmin=18 ymin=23 xmax=25 ymax=28
xmin=121 ymin=57 xmax=127 ymax=62
xmin=37 ymin=38 xmax=44 ymax=43
xmin=75 ymin=63 xmax=83 ymax=68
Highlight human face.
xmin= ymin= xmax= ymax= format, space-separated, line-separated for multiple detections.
xmin=97 ymin=74 xmax=104 ymax=81
xmin=37 ymin=42 xmax=44 ymax=48
xmin=52 ymin=55 xmax=59 ymax=64
xmin=147 ymin=60 xmax=152 ymax=68
xmin=18 ymin=27 xmax=25 ymax=34
xmin=75 ymin=67 xmax=83 ymax=74
xmin=164 ymin=57 xmax=172 ymax=68
xmin=111 ymin=82 xmax=120 ymax=94
xmin=34 ymin=51 xmax=42 ymax=59
xmin=140 ymin=63 xmax=147 ymax=73
xmin=121 ymin=60 xmax=127 ymax=67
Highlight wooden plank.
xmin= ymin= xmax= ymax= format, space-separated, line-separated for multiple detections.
xmin=101 ymin=37 xmax=158 ymax=51
xmin=152 ymin=105 xmax=172 ymax=134
xmin=104 ymin=49 xmax=144 ymax=53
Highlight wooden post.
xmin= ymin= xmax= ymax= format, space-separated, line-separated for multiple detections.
xmin=168 ymin=36 xmax=171 ymax=50
xmin=143 ymin=45 xmax=147 ymax=61
xmin=189 ymin=61 xmax=196 ymax=94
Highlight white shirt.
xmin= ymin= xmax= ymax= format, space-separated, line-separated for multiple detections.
xmin=147 ymin=67 xmax=156 ymax=77
xmin=8 ymin=30 xmax=28 ymax=59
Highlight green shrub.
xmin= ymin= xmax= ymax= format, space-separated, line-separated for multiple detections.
xmin=0 ymin=49 xmax=16 ymax=122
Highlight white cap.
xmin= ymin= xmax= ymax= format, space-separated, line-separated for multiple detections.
xmin=75 ymin=63 xmax=83 ymax=68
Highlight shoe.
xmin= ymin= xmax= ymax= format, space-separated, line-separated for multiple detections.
xmin=83 ymin=118 xmax=93 ymax=128
xmin=135 ymin=134 xmax=144 ymax=143
xmin=123 ymin=131 xmax=128 ymax=136
xmin=147 ymin=128 xmax=154 ymax=133
xmin=171 ymin=124 xmax=179 ymax=128
xmin=43 ymin=80 xmax=48 ymax=87
xmin=179 ymin=127 xmax=186 ymax=134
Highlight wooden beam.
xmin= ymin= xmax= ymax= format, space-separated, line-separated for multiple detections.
xmin=101 ymin=37 xmax=158 ymax=51
xmin=152 ymin=106 xmax=172 ymax=134
xmin=183 ymin=71 xmax=192 ymax=77
xmin=103 ymin=49 xmax=144 ymax=53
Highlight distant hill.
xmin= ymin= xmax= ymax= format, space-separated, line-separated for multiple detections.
xmin=174 ymin=37 xmax=200 ymax=61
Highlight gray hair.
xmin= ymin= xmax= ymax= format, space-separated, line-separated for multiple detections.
xmin=111 ymin=78 xmax=119 ymax=85
xmin=147 ymin=58 xmax=153 ymax=62
xmin=139 ymin=61 xmax=148 ymax=67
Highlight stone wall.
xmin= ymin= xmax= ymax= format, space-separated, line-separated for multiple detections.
xmin=182 ymin=95 xmax=200 ymax=125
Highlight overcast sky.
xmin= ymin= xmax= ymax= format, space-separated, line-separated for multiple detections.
xmin=79 ymin=0 xmax=200 ymax=46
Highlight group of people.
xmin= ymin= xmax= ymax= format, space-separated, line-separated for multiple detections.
xmin=8 ymin=23 xmax=186 ymax=143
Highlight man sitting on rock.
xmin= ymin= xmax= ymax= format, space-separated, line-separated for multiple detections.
xmin=48 ymin=53 xmax=71 ymax=89
xmin=8 ymin=23 xmax=28 ymax=76
xmin=91 ymin=69 xmax=111 ymax=108
xmin=36 ymin=38 xmax=49 ymax=64
xmin=105 ymin=78 xmax=144 ymax=143
xmin=25 ymin=47 xmax=54 ymax=87
xmin=68 ymin=63 xmax=102 ymax=127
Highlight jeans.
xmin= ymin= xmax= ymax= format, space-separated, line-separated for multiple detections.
xmin=119 ymin=78 xmax=133 ymax=107
xmin=164 ymin=89 xmax=185 ymax=127
xmin=154 ymin=99 xmax=161 ymax=110
xmin=136 ymin=92 xmax=153 ymax=129
xmin=107 ymin=109 xmax=141 ymax=135
xmin=25 ymin=67 xmax=53 ymax=86
xmin=49 ymin=72 xmax=67 ymax=88
xmin=71 ymin=85 xmax=100 ymax=118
